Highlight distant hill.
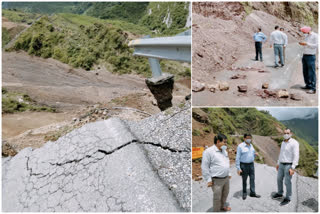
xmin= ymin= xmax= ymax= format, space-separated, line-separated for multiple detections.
xmin=2 ymin=2 xmax=190 ymax=35
xmin=281 ymin=111 xmax=318 ymax=150
xmin=192 ymin=108 xmax=318 ymax=177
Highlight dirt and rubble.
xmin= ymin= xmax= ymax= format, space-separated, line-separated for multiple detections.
xmin=2 ymin=51 xmax=190 ymax=154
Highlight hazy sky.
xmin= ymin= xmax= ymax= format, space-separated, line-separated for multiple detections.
xmin=256 ymin=108 xmax=318 ymax=121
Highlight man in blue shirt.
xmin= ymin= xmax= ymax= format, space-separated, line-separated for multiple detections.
xmin=253 ymin=28 xmax=267 ymax=62
xmin=236 ymin=134 xmax=261 ymax=200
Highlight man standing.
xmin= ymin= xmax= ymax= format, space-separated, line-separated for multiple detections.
xmin=280 ymin=28 xmax=288 ymax=64
xmin=272 ymin=129 xmax=299 ymax=206
xmin=236 ymin=134 xmax=261 ymax=200
xmin=253 ymin=28 xmax=267 ymax=62
xmin=202 ymin=134 xmax=231 ymax=212
xmin=299 ymin=26 xmax=318 ymax=94
xmin=270 ymin=25 xmax=286 ymax=67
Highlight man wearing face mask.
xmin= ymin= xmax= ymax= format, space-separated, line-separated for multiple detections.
xmin=201 ymin=134 xmax=231 ymax=212
xmin=299 ymin=26 xmax=318 ymax=94
xmin=236 ymin=134 xmax=261 ymax=200
xmin=272 ymin=129 xmax=299 ymax=206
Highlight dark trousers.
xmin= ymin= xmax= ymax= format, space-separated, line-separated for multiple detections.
xmin=255 ymin=42 xmax=263 ymax=61
xmin=240 ymin=162 xmax=255 ymax=195
xmin=302 ymin=54 xmax=316 ymax=91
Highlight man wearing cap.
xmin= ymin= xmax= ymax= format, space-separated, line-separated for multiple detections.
xmin=299 ymin=26 xmax=318 ymax=94
xmin=253 ymin=28 xmax=267 ymax=62
xmin=236 ymin=134 xmax=261 ymax=200
xmin=202 ymin=134 xmax=232 ymax=212
xmin=270 ymin=25 xmax=287 ymax=67
xmin=272 ymin=129 xmax=299 ymax=206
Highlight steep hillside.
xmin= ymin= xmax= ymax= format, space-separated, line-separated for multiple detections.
xmin=5 ymin=13 xmax=189 ymax=77
xmin=140 ymin=2 xmax=190 ymax=35
xmin=192 ymin=2 xmax=318 ymax=79
xmin=281 ymin=112 xmax=318 ymax=150
xmin=3 ymin=2 xmax=190 ymax=35
xmin=192 ymin=108 xmax=318 ymax=177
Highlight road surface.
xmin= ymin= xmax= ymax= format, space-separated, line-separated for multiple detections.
xmin=192 ymin=43 xmax=318 ymax=106
xmin=2 ymin=103 xmax=191 ymax=212
xmin=192 ymin=163 xmax=318 ymax=212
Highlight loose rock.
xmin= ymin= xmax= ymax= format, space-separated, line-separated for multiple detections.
xmin=192 ymin=80 xmax=205 ymax=92
xmin=277 ymin=89 xmax=289 ymax=98
xmin=262 ymin=83 xmax=269 ymax=89
xmin=219 ymin=82 xmax=229 ymax=91
xmin=238 ymin=85 xmax=247 ymax=92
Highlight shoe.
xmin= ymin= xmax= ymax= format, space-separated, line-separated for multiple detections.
xmin=272 ymin=193 xmax=283 ymax=199
xmin=243 ymin=194 xmax=247 ymax=200
xmin=250 ymin=193 xmax=261 ymax=198
xmin=306 ymin=90 xmax=316 ymax=94
xmin=301 ymin=86 xmax=310 ymax=90
xmin=280 ymin=198 xmax=291 ymax=206
xmin=281 ymin=64 xmax=284 ymax=67
xmin=274 ymin=65 xmax=279 ymax=68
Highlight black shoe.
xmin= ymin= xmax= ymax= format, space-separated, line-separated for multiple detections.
xmin=281 ymin=64 xmax=284 ymax=67
xmin=301 ymin=86 xmax=311 ymax=90
xmin=250 ymin=193 xmax=261 ymax=198
xmin=272 ymin=193 xmax=283 ymax=199
xmin=274 ymin=65 xmax=279 ymax=68
xmin=306 ymin=89 xmax=316 ymax=94
xmin=280 ymin=198 xmax=291 ymax=206
xmin=243 ymin=194 xmax=247 ymax=200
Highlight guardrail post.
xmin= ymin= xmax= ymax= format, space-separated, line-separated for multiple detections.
xmin=129 ymin=30 xmax=191 ymax=111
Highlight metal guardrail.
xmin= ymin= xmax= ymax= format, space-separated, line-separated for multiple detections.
xmin=129 ymin=29 xmax=191 ymax=78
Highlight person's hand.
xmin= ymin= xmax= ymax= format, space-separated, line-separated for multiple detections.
xmin=207 ymin=181 xmax=213 ymax=187
xmin=270 ymin=45 xmax=272 ymax=48
xmin=237 ymin=170 xmax=242 ymax=176
xmin=229 ymin=176 xmax=232 ymax=179
xmin=299 ymin=42 xmax=307 ymax=46
xmin=289 ymin=168 xmax=295 ymax=176
xmin=255 ymin=152 xmax=259 ymax=157
xmin=276 ymin=165 xmax=279 ymax=171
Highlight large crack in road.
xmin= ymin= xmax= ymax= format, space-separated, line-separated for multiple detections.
xmin=3 ymin=102 xmax=191 ymax=212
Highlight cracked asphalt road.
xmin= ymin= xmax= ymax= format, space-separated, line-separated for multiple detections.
xmin=192 ymin=163 xmax=318 ymax=212
xmin=2 ymin=102 xmax=191 ymax=212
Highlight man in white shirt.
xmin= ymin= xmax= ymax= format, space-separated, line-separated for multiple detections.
xmin=272 ymin=129 xmax=299 ymax=206
xmin=299 ymin=26 xmax=318 ymax=94
xmin=269 ymin=25 xmax=287 ymax=67
xmin=201 ymin=134 xmax=231 ymax=212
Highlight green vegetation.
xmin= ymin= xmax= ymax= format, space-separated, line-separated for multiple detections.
xmin=10 ymin=14 xmax=150 ymax=74
xmin=7 ymin=13 xmax=189 ymax=77
xmin=2 ymin=25 xmax=26 ymax=46
xmin=282 ymin=114 xmax=318 ymax=151
xmin=3 ymin=2 xmax=190 ymax=35
xmin=140 ymin=2 xmax=189 ymax=35
xmin=85 ymin=2 xmax=148 ymax=24
xmin=192 ymin=129 xmax=201 ymax=136
xmin=202 ymin=108 xmax=285 ymax=136
xmin=2 ymin=88 xmax=56 ymax=114
xmin=2 ymin=9 xmax=41 ymax=24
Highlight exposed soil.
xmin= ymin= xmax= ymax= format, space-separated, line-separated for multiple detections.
xmin=2 ymin=51 xmax=190 ymax=153
xmin=192 ymin=3 xmax=318 ymax=106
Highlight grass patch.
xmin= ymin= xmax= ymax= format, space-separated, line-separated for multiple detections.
xmin=2 ymin=9 xmax=40 ymax=24
xmin=2 ymin=88 xmax=56 ymax=114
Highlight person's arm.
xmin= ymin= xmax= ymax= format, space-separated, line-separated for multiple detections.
xmin=235 ymin=145 xmax=241 ymax=171
xmin=201 ymin=150 xmax=212 ymax=183
xmin=262 ymin=33 xmax=267 ymax=42
xmin=253 ymin=33 xmax=256 ymax=41
xmin=306 ymin=34 xmax=318 ymax=49
xmin=291 ymin=141 xmax=300 ymax=170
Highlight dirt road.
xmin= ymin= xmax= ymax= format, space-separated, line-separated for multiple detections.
xmin=192 ymin=43 xmax=318 ymax=106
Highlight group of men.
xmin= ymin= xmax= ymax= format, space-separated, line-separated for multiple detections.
xmin=253 ymin=25 xmax=318 ymax=94
xmin=201 ymin=129 xmax=300 ymax=212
